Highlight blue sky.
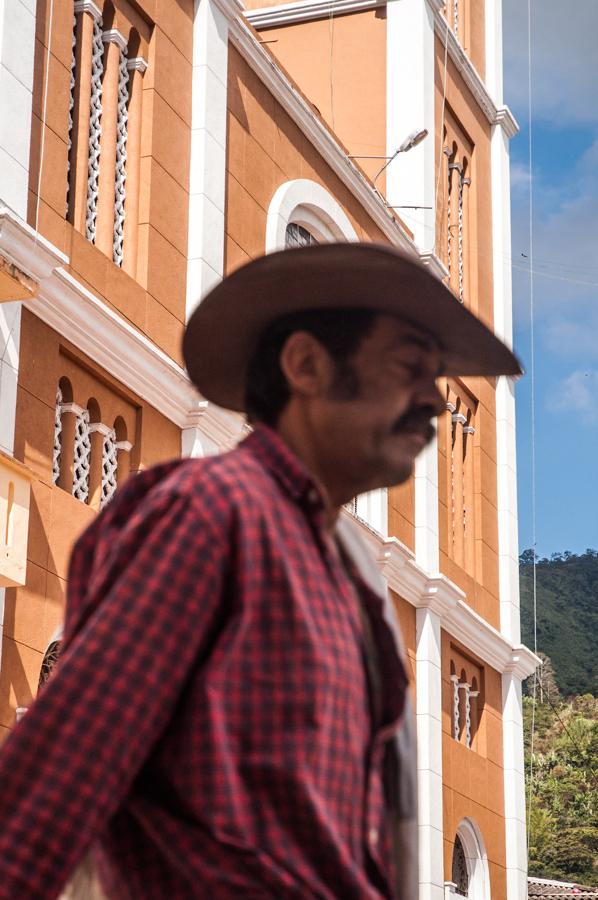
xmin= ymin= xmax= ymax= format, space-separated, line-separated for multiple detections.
xmin=503 ymin=0 xmax=598 ymax=557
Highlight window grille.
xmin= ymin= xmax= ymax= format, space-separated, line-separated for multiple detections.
xmin=86 ymin=14 xmax=104 ymax=243
xmin=451 ymin=673 xmax=460 ymax=740
xmin=38 ymin=640 xmax=61 ymax=688
xmin=285 ymin=223 xmax=319 ymax=249
xmin=451 ymin=835 xmax=469 ymax=896
xmin=113 ymin=48 xmax=130 ymax=266
xmin=72 ymin=407 xmax=92 ymax=502
xmin=52 ymin=386 xmax=63 ymax=486
xmin=457 ymin=172 xmax=470 ymax=303
xmin=66 ymin=14 xmax=77 ymax=216
xmin=100 ymin=429 xmax=118 ymax=508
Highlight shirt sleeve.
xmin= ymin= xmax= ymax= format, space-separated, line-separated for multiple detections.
xmin=0 ymin=488 xmax=230 ymax=898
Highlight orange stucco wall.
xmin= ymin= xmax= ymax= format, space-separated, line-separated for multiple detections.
xmin=441 ymin=629 xmax=507 ymax=895
xmin=225 ymin=44 xmax=389 ymax=261
xmin=0 ymin=311 xmax=181 ymax=739
xmin=258 ymin=10 xmax=387 ymax=186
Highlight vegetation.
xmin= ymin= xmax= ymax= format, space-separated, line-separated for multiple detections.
xmin=523 ymin=688 xmax=598 ymax=884
xmin=520 ymin=549 xmax=598 ymax=696
xmin=520 ymin=550 xmax=598 ymax=884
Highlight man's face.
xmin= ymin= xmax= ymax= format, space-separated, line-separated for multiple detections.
xmin=310 ymin=314 xmax=445 ymax=495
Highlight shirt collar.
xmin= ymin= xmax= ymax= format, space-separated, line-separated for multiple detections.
xmin=242 ymin=424 xmax=325 ymax=513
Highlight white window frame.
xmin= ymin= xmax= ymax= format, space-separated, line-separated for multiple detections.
xmin=449 ymin=818 xmax=492 ymax=900
xmin=265 ymin=179 xmax=358 ymax=251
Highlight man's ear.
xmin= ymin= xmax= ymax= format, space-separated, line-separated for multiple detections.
xmin=279 ymin=331 xmax=334 ymax=399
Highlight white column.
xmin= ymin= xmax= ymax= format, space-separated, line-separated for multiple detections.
xmin=0 ymin=0 xmax=36 ymax=673
xmin=386 ymin=0 xmax=436 ymax=252
xmin=187 ymin=0 xmax=229 ymax=320
xmin=487 ymin=4 xmax=526 ymax=894
xmin=414 ymin=435 xmax=440 ymax=574
xmin=502 ymin=669 xmax=527 ymax=900
xmin=416 ymin=604 xmax=445 ymax=900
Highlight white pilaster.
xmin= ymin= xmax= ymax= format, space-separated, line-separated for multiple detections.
xmin=386 ymin=0 xmax=436 ymax=251
xmin=187 ymin=0 xmax=229 ymax=320
xmin=488 ymin=2 xmax=526 ymax=894
xmin=414 ymin=434 xmax=440 ymax=574
xmin=502 ymin=671 xmax=528 ymax=900
xmin=416 ymin=604 xmax=445 ymax=900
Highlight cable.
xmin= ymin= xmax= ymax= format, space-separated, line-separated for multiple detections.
xmin=35 ymin=0 xmax=55 ymax=245
xmin=526 ymin=0 xmax=539 ymax=855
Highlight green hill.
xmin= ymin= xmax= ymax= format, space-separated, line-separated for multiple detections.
xmin=519 ymin=549 xmax=598 ymax=697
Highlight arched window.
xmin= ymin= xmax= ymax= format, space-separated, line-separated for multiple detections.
xmin=53 ymin=377 xmax=74 ymax=488
xmin=266 ymin=179 xmax=358 ymax=251
xmin=285 ymin=222 xmax=319 ymax=249
xmin=449 ymin=819 xmax=491 ymax=900
xmin=452 ymin=834 xmax=469 ymax=896
xmin=38 ymin=635 xmax=62 ymax=689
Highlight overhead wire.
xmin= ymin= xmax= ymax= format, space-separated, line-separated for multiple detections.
xmin=526 ymin=0 xmax=540 ymax=855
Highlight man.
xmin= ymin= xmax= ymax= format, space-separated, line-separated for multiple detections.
xmin=0 ymin=243 xmax=520 ymax=898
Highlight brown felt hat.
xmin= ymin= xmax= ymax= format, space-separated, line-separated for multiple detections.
xmin=183 ymin=242 xmax=522 ymax=411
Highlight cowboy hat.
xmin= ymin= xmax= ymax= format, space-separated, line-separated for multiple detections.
xmin=183 ymin=242 xmax=522 ymax=411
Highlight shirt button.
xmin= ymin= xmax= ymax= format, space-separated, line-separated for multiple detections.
xmin=369 ymin=827 xmax=379 ymax=846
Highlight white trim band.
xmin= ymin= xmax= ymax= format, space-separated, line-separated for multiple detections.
xmin=245 ymin=0 xmax=385 ymax=29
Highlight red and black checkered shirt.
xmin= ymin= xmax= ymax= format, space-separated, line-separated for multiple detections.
xmin=0 ymin=425 xmax=409 ymax=898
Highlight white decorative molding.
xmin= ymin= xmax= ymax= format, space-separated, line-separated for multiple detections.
xmin=211 ymin=0 xmax=415 ymax=255
xmin=454 ymin=817 xmax=492 ymax=900
xmin=88 ymin=421 xmax=112 ymax=436
xmin=494 ymin=106 xmax=519 ymax=140
xmin=265 ymin=179 xmax=358 ymax=252
xmin=101 ymin=29 xmax=127 ymax=51
xmin=352 ymin=520 xmax=540 ymax=678
xmin=419 ymin=251 xmax=449 ymax=282
xmin=126 ymin=57 xmax=149 ymax=74
xmin=245 ymin=0 xmax=385 ymax=29
xmin=0 ymin=208 xmax=68 ymax=283
xmin=426 ymin=1 xmax=519 ymax=136
xmin=73 ymin=0 xmax=102 ymax=19
xmin=115 ymin=440 xmax=133 ymax=452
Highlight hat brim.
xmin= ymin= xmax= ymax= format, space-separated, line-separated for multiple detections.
xmin=183 ymin=242 xmax=522 ymax=411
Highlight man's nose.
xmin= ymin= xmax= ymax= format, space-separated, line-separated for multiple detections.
xmin=418 ymin=378 xmax=445 ymax=419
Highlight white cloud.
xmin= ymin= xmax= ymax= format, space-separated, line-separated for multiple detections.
xmin=503 ymin=0 xmax=598 ymax=125
xmin=510 ymin=162 xmax=532 ymax=192
xmin=511 ymin=134 xmax=598 ymax=354
xmin=551 ymin=370 xmax=598 ymax=425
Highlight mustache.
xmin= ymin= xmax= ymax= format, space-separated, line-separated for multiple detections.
xmin=391 ymin=407 xmax=437 ymax=440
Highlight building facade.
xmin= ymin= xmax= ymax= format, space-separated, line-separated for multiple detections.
xmin=0 ymin=0 xmax=537 ymax=896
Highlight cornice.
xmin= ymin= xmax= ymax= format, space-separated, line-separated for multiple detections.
xmin=504 ymin=645 xmax=541 ymax=680
xmin=213 ymin=0 xmax=415 ymax=253
xmin=102 ymin=29 xmax=127 ymax=51
xmin=426 ymin=2 xmax=519 ymax=137
xmin=245 ymin=0 xmax=385 ymax=29
xmin=0 ymin=207 xmax=68 ymax=283
xmin=127 ymin=56 xmax=149 ymax=74
xmin=73 ymin=0 xmax=102 ymax=20
xmin=351 ymin=518 xmax=540 ymax=677
xmin=419 ymin=251 xmax=449 ymax=282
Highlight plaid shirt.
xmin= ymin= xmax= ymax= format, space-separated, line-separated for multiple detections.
xmin=0 ymin=426 xmax=411 ymax=899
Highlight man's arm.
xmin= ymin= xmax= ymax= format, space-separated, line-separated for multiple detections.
xmin=0 ymin=487 xmax=230 ymax=898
